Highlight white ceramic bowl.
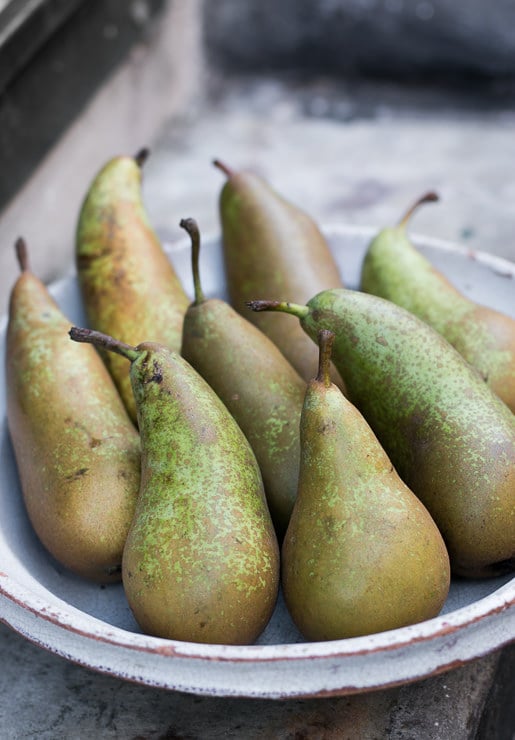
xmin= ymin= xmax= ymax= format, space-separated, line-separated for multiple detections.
xmin=0 ymin=225 xmax=513 ymax=698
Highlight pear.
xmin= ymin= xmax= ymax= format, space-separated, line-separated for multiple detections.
xmin=76 ymin=148 xmax=189 ymax=423
xmin=180 ymin=217 xmax=305 ymax=538
xmin=282 ymin=329 xmax=450 ymax=640
xmin=213 ymin=159 xmax=345 ymax=390
xmin=6 ymin=239 xmax=140 ymax=582
xmin=69 ymin=327 xmax=280 ymax=644
xmin=360 ymin=192 xmax=515 ymax=413
xmin=248 ymin=290 xmax=515 ymax=578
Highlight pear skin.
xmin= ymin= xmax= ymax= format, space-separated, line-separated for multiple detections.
xmin=214 ymin=159 xmax=346 ymax=390
xmin=76 ymin=149 xmax=189 ymax=423
xmin=179 ymin=218 xmax=305 ymax=538
xmin=360 ymin=193 xmax=515 ymax=413
xmin=70 ymin=328 xmax=280 ymax=645
xmin=248 ymin=291 xmax=515 ymax=578
xmin=282 ymin=330 xmax=450 ymax=640
xmin=6 ymin=239 xmax=140 ymax=582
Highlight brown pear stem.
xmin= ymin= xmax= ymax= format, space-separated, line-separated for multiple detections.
xmin=316 ymin=330 xmax=335 ymax=387
xmin=398 ymin=191 xmax=439 ymax=229
xmin=134 ymin=148 xmax=150 ymax=168
xmin=180 ymin=217 xmax=205 ymax=305
xmin=15 ymin=237 xmax=29 ymax=273
xmin=213 ymin=159 xmax=235 ymax=178
xmin=69 ymin=327 xmax=140 ymax=362
xmin=246 ymin=299 xmax=310 ymax=320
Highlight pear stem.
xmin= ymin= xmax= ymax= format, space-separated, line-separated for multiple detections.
xmin=134 ymin=148 xmax=150 ymax=168
xmin=69 ymin=327 xmax=140 ymax=362
xmin=398 ymin=191 xmax=439 ymax=229
xmin=180 ymin=217 xmax=205 ymax=305
xmin=316 ymin=329 xmax=335 ymax=387
xmin=246 ymin=300 xmax=310 ymax=320
xmin=15 ymin=237 xmax=29 ymax=273
xmin=213 ymin=159 xmax=235 ymax=178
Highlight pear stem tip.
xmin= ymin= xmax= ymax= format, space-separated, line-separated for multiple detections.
xmin=69 ymin=327 xmax=139 ymax=362
xmin=398 ymin=191 xmax=440 ymax=229
xmin=316 ymin=329 xmax=335 ymax=387
xmin=212 ymin=159 xmax=235 ymax=178
xmin=134 ymin=148 xmax=150 ymax=167
xmin=180 ymin=217 xmax=205 ymax=305
xmin=14 ymin=237 xmax=29 ymax=272
xmin=246 ymin=299 xmax=310 ymax=319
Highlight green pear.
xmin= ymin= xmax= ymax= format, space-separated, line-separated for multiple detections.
xmin=6 ymin=239 xmax=140 ymax=582
xmin=69 ymin=327 xmax=280 ymax=644
xmin=248 ymin=290 xmax=515 ymax=578
xmin=282 ymin=329 xmax=450 ymax=640
xmin=214 ymin=159 xmax=345 ymax=390
xmin=76 ymin=149 xmax=189 ymax=423
xmin=360 ymin=192 xmax=515 ymax=413
xmin=179 ymin=217 xmax=305 ymax=538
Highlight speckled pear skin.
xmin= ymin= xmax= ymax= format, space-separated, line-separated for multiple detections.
xmin=215 ymin=160 xmax=346 ymax=390
xmin=94 ymin=338 xmax=280 ymax=645
xmin=124 ymin=342 xmax=280 ymax=644
xmin=360 ymin=196 xmax=515 ymax=413
xmin=179 ymin=217 xmax=305 ymax=539
xmin=76 ymin=152 xmax=189 ymax=423
xmin=6 ymin=247 xmax=141 ymax=583
xmin=249 ymin=290 xmax=515 ymax=578
xmin=282 ymin=331 xmax=450 ymax=640
xmin=182 ymin=298 xmax=305 ymax=539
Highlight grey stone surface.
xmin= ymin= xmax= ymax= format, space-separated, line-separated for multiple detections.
xmin=0 ymin=619 xmax=504 ymax=739
xmin=204 ymin=0 xmax=515 ymax=78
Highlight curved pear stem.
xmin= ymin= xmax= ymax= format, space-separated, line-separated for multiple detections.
xmin=69 ymin=327 xmax=140 ymax=363
xmin=398 ymin=191 xmax=439 ymax=229
xmin=15 ymin=237 xmax=29 ymax=273
xmin=134 ymin=148 xmax=150 ymax=168
xmin=246 ymin=300 xmax=310 ymax=320
xmin=180 ymin=217 xmax=205 ymax=305
xmin=316 ymin=329 xmax=335 ymax=388
xmin=213 ymin=159 xmax=235 ymax=178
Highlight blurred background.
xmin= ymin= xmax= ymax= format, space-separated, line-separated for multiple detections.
xmin=1 ymin=0 xmax=514 ymax=314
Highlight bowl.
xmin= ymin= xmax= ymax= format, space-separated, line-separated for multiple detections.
xmin=0 ymin=224 xmax=513 ymax=698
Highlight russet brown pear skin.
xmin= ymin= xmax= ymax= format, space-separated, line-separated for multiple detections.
xmin=360 ymin=192 xmax=515 ymax=413
xmin=282 ymin=330 xmax=450 ymax=640
xmin=76 ymin=150 xmax=189 ymax=423
xmin=69 ymin=328 xmax=280 ymax=645
xmin=214 ymin=159 xmax=346 ymax=390
xmin=249 ymin=291 xmax=515 ymax=578
xmin=6 ymin=239 xmax=140 ymax=583
xmin=179 ymin=218 xmax=305 ymax=538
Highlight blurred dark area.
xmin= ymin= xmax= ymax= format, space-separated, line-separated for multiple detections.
xmin=204 ymin=0 xmax=515 ymax=82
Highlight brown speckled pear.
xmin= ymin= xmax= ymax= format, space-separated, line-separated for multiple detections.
xmin=6 ymin=239 xmax=140 ymax=582
xmin=248 ymin=292 xmax=515 ymax=578
xmin=69 ymin=327 xmax=280 ymax=645
xmin=76 ymin=149 xmax=189 ymax=423
xmin=214 ymin=159 xmax=346 ymax=390
xmin=179 ymin=218 xmax=305 ymax=538
xmin=360 ymin=192 xmax=515 ymax=413
xmin=282 ymin=330 xmax=450 ymax=640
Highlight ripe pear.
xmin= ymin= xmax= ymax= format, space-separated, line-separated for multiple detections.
xmin=6 ymin=239 xmax=140 ymax=582
xmin=214 ymin=159 xmax=345 ymax=390
xmin=248 ymin=290 xmax=515 ymax=578
xmin=69 ymin=327 xmax=280 ymax=644
xmin=76 ymin=149 xmax=189 ymax=423
xmin=282 ymin=329 xmax=450 ymax=640
xmin=360 ymin=192 xmax=515 ymax=413
xmin=179 ymin=217 xmax=305 ymax=538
